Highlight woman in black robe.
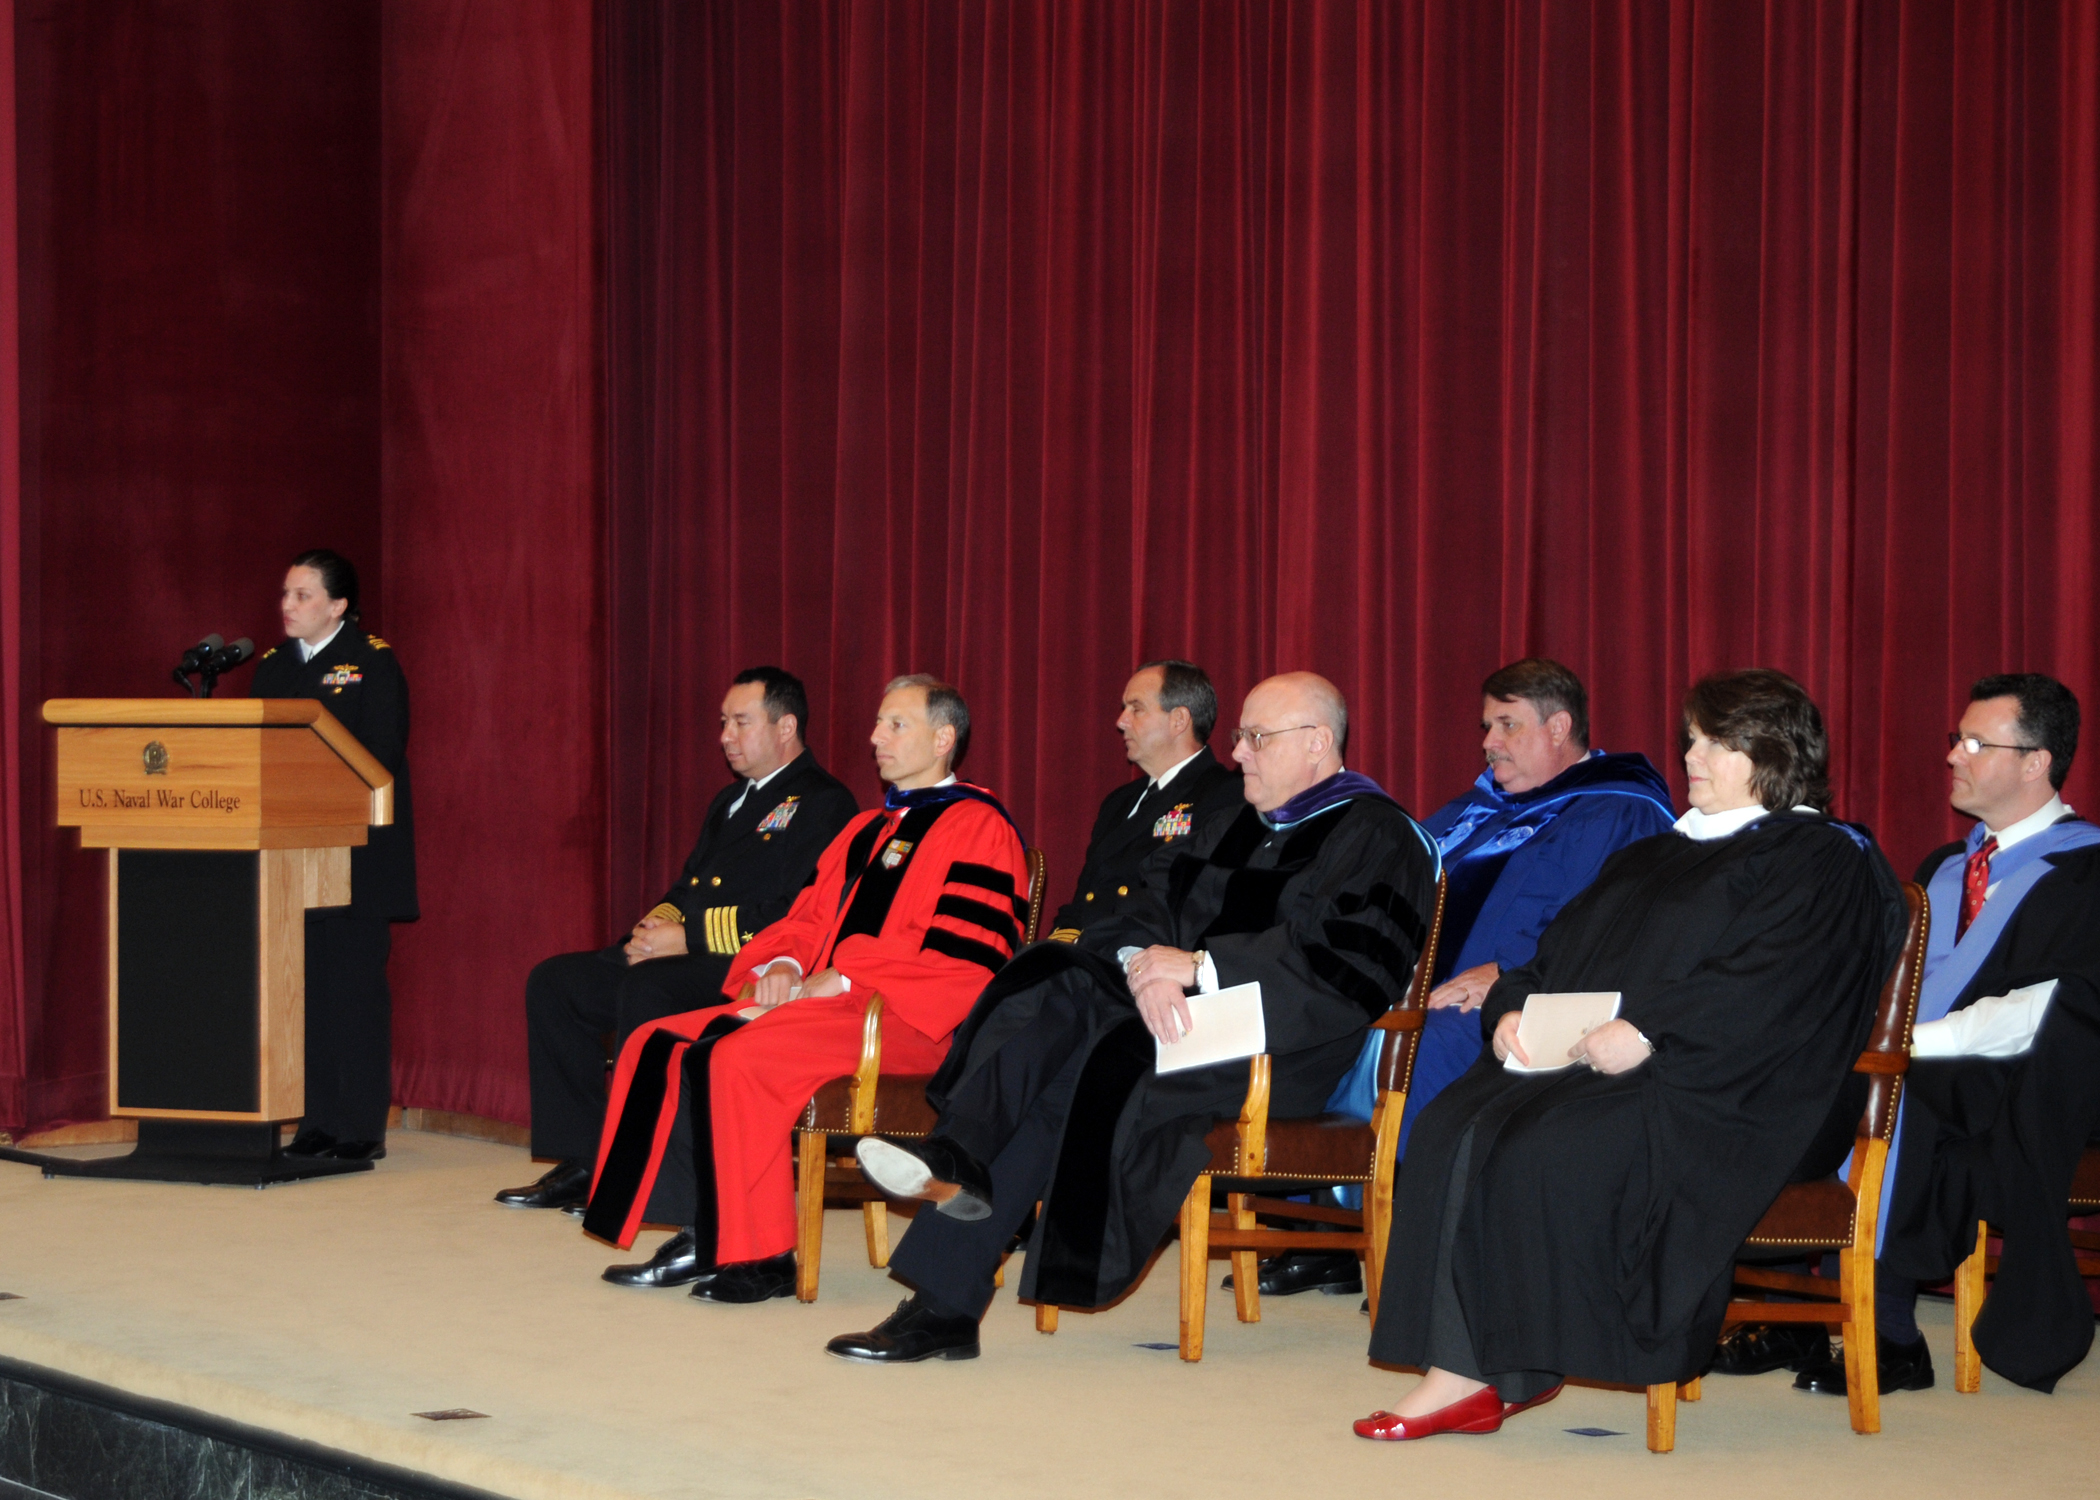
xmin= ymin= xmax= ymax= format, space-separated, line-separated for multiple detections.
xmin=1355 ymin=670 xmax=1907 ymax=1440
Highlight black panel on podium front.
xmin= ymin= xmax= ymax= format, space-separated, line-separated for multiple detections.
xmin=116 ymin=850 xmax=258 ymax=1112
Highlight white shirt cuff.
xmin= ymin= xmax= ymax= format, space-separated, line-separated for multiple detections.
xmin=1195 ymin=952 xmax=1220 ymax=994
xmin=757 ymin=956 xmax=803 ymax=979
xmin=1912 ymin=979 xmax=2056 ymax=1059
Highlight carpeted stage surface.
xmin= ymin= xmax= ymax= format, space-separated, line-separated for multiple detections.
xmin=1 ymin=1130 xmax=2092 ymax=1499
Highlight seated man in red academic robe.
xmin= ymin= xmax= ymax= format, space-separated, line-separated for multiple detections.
xmin=579 ymin=674 xmax=1030 ymax=1304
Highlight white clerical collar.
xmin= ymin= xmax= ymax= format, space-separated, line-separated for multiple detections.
xmin=297 ymin=622 xmax=346 ymax=662
xmin=1673 ymin=802 xmax=1817 ymax=842
xmin=1984 ymin=794 xmax=2072 ymax=853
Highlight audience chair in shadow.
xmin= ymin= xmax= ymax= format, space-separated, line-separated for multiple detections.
xmin=1032 ymin=874 xmax=1447 ymax=1361
xmin=1647 ymin=880 xmax=1928 ymax=1453
xmin=788 ymin=848 xmax=1048 ymax=1302
xmin=1949 ymin=1145 xmax=2100 ymax=1392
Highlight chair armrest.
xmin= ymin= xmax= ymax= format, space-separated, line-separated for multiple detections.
xmin=848 ymin=993 xmax=886 ymax=1135
xmin=1371 ymin=1009 xmax=1426 ymax=1032
xmin=736 ymin=983 xmax=754 ymax=1000
xmin=1854 ymin=1051 xmax=1907 ymax=1075
xmin=1234 ymin=1054 xmax=1272 ymax=1176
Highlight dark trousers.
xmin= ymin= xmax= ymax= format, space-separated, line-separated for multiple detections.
xmin=302 ymin=912 xmax=393 ymax=1142
xmin=524 ymin=945 xmax=730 ymax=1161
xmin=888 ymin=990 xmax=1101 ymax=1320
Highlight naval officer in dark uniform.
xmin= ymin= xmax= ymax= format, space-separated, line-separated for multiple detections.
xmin=1044 ymin=660 xmax=1242 ymax=943
xmin=496 ymin=667 xmax=858 ymax=1212
xmin=250 ymin=549 xmax=416 ymax=1161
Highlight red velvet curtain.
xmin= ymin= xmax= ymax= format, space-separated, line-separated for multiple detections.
xmin=6 ymin=0 xmax=384 ymax=1131
xmin=3 ymin=2 xmax=2095 ymax=1134
xmin=602 ymin=0 xmax=2100 ymax=970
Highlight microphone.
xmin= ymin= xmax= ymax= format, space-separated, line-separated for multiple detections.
xmin=206 ymin=638 xmax=254 ymax=673
xmin=175 ymin=634 xmax=224 ymax=676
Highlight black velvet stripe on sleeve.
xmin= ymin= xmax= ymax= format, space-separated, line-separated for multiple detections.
xmin=934 ymin=893 xmax=1021 ymax=951
xmin=1320 ymin=917 xmax=1417 ymax=989
xmin=1335 ymin=881 xmax=1429 ymax=950
xmin=922 ymin=927 xmax=1010 ymax=974
xmin=946 ymin=861 xmax=1017 ymax=898
xmin=1307 ymin=944 xmax=1396 ymax=1020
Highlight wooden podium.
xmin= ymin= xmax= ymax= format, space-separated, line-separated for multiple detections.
xmin=0 ymin=699 xmax=394 ymax=1185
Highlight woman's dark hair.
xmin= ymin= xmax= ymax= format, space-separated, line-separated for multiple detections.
xmin=290 ymin=549 xmax=360 ymax=626
xmin=1682 ymin=669 xmax=1831 ymax=812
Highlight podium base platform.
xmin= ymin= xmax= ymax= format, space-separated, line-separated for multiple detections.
xmin=0 ymin=1120 xmax=374 ymax=1187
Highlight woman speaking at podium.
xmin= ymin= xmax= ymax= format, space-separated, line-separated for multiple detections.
xmin=250 ymin=549 xmax=417 ymax=1162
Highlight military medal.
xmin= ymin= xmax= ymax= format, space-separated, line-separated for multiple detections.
xmin=755 ymin=796 xmax=801 ymax=832
xmin=1152 ymin=802 xmax=1194 ymax=840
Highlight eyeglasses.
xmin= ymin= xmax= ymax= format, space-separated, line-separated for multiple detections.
xmin=1231 ymin=724 xmax=1317 ymax=752
xmin=1948 ymin=732 xmax=2040 ymax=756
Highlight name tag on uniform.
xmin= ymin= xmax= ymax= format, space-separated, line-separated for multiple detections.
xmin=881 ymin=838 xmax=915 ymax=869
xmin=1152 ymin=802 xmax=1194 ymax=840
xmin=756 ymin=797 xmax=801 ymax=832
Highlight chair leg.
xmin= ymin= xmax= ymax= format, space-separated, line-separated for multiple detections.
xmin=1036 ymin=1302 xmax=1059 ymax=1333
xmin=1179 ymin=1172 xmax=1213 ymax=1361
xmin=1679 ymin=1376 xmax=1701 ymax=1403
xmin=794 ymin=1130 xmax=826 ymax=1303
xmin=1838 ymin=1242 xmax=1881 ymax=1435
xmin=1227 ymin=1191 xmax=1260 ymax=1324
xmin=862 ymin=1199 xmax=890 ymax=1267
xmin=1954 ymin=1219 xmax=1988 ymax=1394
xmin=1645 ymin=1382 xmax=1676 ymax=1452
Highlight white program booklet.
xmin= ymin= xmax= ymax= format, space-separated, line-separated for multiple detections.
xmin=1503 ymin=990 xmax=1623 ymax=1073
xmin=1154 ymin=982 xmax=1267 ymax=1075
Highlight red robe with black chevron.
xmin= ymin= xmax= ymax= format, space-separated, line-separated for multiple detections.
xmin=582 ymin=788 xmax=1029 ymax=1262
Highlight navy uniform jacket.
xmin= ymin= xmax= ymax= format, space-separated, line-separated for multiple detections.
xmin=643 ymin=749 xmax=860 ymax=960
xmin=1047 ymin=746 xmax=1244 ymax=939
xmin=251 ymin=628 xmax=417 ymax=921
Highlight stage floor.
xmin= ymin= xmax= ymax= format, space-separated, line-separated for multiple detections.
xmin=1 ymin=1128 xmax=2093 ymax=1499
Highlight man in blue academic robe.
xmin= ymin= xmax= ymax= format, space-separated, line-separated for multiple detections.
xmin=1253 ymin=658 xmax=1674 ymax=1298
xmin=1772 ymin=673 xmax=2100 ymax=1397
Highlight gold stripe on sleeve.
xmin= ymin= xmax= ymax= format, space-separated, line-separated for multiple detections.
xmin=646 ymin=902 xmax=685 ymax=925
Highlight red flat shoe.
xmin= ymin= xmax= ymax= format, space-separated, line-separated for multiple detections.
xmin=1500 ymin=1381 xmax=1565 ymax=1419
xmin=1352 ymin=1385 xmax=1505 ymax=1440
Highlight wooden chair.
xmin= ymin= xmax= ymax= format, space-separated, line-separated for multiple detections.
xmin=1646 ymin=880 xmax=1929 ymax=1452
xmin=1027 ymin=875 xmax=1448 ymax=1358
xmin=788 ymin=847 xmax=1048 ymax=1301
xmin=1949 ymin=1145 xmax=2100 ymax=1392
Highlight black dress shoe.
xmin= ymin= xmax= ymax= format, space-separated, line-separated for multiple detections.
xmin=691 ymin=1251 xmax=797 ymax=1304
xmin=602 ymin=1228 xmax=713 ymax=1289
xmin=495 ymin=1160 xmax=593 ymax=1209
xmin=1222 ymin=1250 xmax=1364 ymax=1297
xmin=1711 ymin=1322 xmax=1831 ymax=1376
xmin=326 ymin=1139 xmax=387 ymax=1162
xmin=283 ymin=1127 xmax=337 ymax=1158
xmin=826 ymin=1295 xmax=981 ymax=1363
xmin=1793 ymin=1332 xmax=1934 ymax=1395
xmin=855 ymin=1136 xmax=994 ymax=1221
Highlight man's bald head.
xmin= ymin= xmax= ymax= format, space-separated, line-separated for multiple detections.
xmin=1231 ymin=672 xmax=1349 ymax=812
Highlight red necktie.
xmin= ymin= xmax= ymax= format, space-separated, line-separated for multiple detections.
xmin=1957 ymin=836 xmax=1997 ymax=939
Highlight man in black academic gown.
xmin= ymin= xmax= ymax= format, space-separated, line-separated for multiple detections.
xmin=827 ymin=672 xmax=1440 ymax=1362
xmin=1043 ymin=659 xmax=1243 ymax=943
xmin=1782 ymin=674 xmax=2100 ymax=1396
xmin=494 ymin=667 xmax=857 ymax=1213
